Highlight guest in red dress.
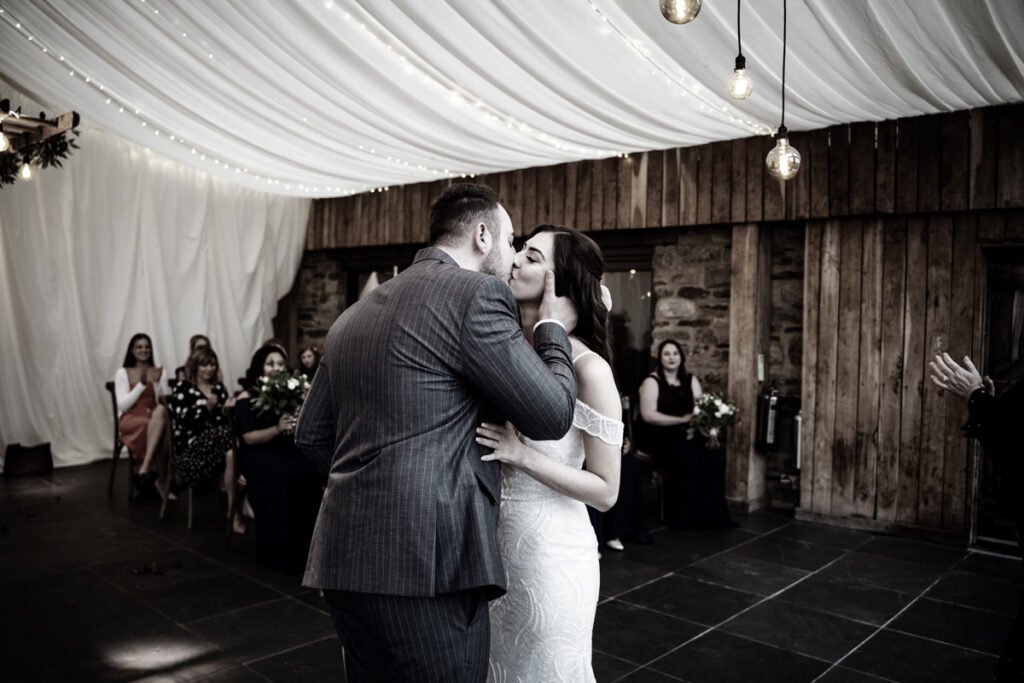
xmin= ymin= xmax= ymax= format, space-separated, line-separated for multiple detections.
xmin=114 ymin=333 xmax=172 ymax=499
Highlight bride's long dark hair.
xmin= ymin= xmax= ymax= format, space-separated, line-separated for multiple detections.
xmin=530 ymin=225 xmax=612 ymax=363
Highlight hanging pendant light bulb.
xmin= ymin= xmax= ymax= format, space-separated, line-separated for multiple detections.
xmin=660 ymin=0 xmax=701 ymax=24
xmin=766 ymin=126 xmax=801 ymax=180
xmin=766 ymin=0 xmax=800 ymax=180
xmin=729 ymin=56 xmax=753 ymax=100
xmin=728 ymin=1 xmax=753 ymax=99
xmin=19 ymin=162 xmax=32 ymax=180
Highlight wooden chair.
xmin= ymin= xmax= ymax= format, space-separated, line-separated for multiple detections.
xmin=622 ymin=394 xmax=665 ymax=521
xmin=105 ymin=381 xmax=135 ymax=500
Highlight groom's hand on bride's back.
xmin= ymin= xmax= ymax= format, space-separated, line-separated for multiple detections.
xmin=538 ymin=271 xmax=578 ymax=334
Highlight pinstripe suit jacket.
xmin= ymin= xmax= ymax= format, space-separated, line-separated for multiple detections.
xmin=296 ymin=247 xmax=577 ymax=598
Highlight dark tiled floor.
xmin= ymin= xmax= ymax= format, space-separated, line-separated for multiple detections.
xmin=0 ymin=462 xmax=1019 ymax=682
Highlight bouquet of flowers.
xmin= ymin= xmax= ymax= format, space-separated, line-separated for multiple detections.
xmin=687 ymin=393 xmax=738 ymax=449
xmin=252 ymin=371 xmax=310 ymax=433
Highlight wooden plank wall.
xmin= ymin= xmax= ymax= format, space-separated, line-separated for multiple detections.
xmin=799 ymin=210 xmax=1024 ymax=530
xmin=306 ymin=104 xmax=1024 ymax=249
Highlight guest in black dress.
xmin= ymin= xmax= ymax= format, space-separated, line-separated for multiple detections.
xmin=168 ymin=346 xmax=244 ymax=533
xmin=636 ymin=339 xmax=735 ymax=530
xmin=234 ymin=345 xmax=324 ymax=573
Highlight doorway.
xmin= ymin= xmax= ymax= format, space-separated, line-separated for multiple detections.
xmin=972 ymin=247 xmax=1024 ymax=552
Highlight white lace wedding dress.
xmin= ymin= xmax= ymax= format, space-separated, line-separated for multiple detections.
xmin=488 ymin=385 xmax=624 ymax=683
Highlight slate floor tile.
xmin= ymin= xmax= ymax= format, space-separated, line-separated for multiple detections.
xmin=682 ymin=552 xmax=809 ymax=596
xmin=187 ymin=598 xmax=335 ymax=663
xmin=729 ymin=535 xmax=846 ymax=571
xmin=888 ymin=597 xmax=1015 ymax=655
xmin=619 ymin=573 xmax=760 ymax=626
xmin=246 ymin=636 xmax=345 ymax=682
xmin=776 ymin=576 xmax=914 ymax=626
xmin=719 ymin=599 xmax=876 ymax=661
xmin=855 ymin=536 xmax=967 ymax=569
xmin=925 ymin=570 xmax=1023 ymax=616
xmin=593 ymin=599 xmax=705 ymax=664
xmin=650 ymin=630 xmax=829 ymax=683
xmin=842 ymin=629 xmax=999 ymax=683
xmin=816 ymin=551 xmax=943 ymax=595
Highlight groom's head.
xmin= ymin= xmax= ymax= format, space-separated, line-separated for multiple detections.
xmin=429 ymin=184 xmax=515 ymax=280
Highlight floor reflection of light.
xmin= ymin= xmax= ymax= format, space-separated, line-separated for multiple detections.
xmin=102 ymin=638 xmax=216 ymax=672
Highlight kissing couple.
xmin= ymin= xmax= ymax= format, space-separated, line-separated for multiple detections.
xmin=296 ymin=183 xmax=623 ymax=682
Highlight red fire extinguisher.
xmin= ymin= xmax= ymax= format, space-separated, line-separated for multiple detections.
xmin=756 ymin=381 xmax=779 ymax=452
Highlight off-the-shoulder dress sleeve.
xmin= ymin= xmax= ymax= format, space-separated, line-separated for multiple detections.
xmin=573 ymin=400 xmax=624 ymax=446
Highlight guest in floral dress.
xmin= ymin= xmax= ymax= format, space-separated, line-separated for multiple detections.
xmin=168 ymin=346 xmax=244 ymax=533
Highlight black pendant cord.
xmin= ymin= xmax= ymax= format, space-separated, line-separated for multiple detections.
xmin=736 ymin=0 xmax=742 ymax=58
xmin=781 ymin=0 xmax=787 ymax=132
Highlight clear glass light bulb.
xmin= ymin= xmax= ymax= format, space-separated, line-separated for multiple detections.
xmin=766 ymin=134 xmax=801 ymax=180
xmin=660 ymin=0 xmax=701 ymax=24
xmin=0 ymin=131 xmax=9 ymax=153
xmin=729 ymin=68 xmax=753 ymax=99
xmin=19 ymin=163 xmax=31 ymax=180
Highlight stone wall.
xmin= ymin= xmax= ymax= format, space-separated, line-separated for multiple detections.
xmin=650 ymin=227 xmax=733 ymax=394
xmin=769 ymin=225 xmax=805 ymax=399
xmin=296 ymin=250 xmax=346 ymax=350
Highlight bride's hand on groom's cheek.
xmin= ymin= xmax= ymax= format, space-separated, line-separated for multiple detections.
xmin=538 ymin=271 xmax=578 ymax=334
xmin=477 ymin=421 xmax=525 ymax=465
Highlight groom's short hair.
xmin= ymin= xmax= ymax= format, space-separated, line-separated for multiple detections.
xmin=428 ymin=183 xmax=506 ymax=248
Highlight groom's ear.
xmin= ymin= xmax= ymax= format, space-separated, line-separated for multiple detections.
xmin=471 ymin=221 xmax=491 ymax=255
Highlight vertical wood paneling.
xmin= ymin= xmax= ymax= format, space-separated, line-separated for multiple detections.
xmin=696 ymin=145 xmax=713 ymax=225
xmin=1007 ymin=210 xmax=1024 ymax=241
xmin=550 ymin=163 xmax=567 ymax=226
xmin=809 ymin=129 xmax=830 ymax=219
xmin=811 ymin=221 xmax=842 ymax=513
xmin=536 ymin=165 xmax=553 ymax=226
xmin=574 ymin=161 xmax=592 ymax=230
xmin=603 ymin=157 xmax=619 ymax=229
xmin=788 ymin=131 xmax=811 ymax=220
xmin=745 ymin=135 xmax=765 ymax=222
xmin=940 ymin=110 xmax=969 ymax=211
xmin=970 ymin=108 xmax=998 ymax=210
xmin=662 ymin=148 xmax=681 ymax=226
xmin=918 ymin=215 xmax=953 ymax=526
xmin=680 ymin=146 xmax=699 ymax=225
xmin=645 ymin=150 xmax=663 ymax=228
xmin=730 ymin=139 xmax=747 ymax=222
xmin=616 ymin=156 xmax=633 ymax=228
xmin=829 ymin=125 xmax=851 ymax=216
xmin=896 ymin=218 xmax=928 ymax=525
xmin=854 ymin=218 xmax=882 ymax=518
xmin=876 ymin=120 xmax=897 ymax=214
xmin=997 ymin=105 xmax=1024 ymax=207
xmin=800 ymin=222 xmax=823 ymax=511
xmin=942 ymin=214 xmax=977 ymax=529
xmin=523 ymin=169 xmax=537 ymax=235
xmin=630 ymin=154 xmax=648 ymax=227
xmin=977 ymin=212 xmax=1005 ymax=242
xmin=917 ymin=116 xmax=942 ymax=212
xmin=849 ymin=122 xmax=875 ymax=215
xmin=876 ymin=217 xmax=907 ymax=521
xmin=763 ymin=176 xmax=785 ymax=222
xmin=712 ymin=142 xmax=732 ymax=224
xmin=831 ymin=220 xmax=863 ymax=515
xmin=896 ymin=117 xmax=919 ymax=214
xmin=563 ymin=163 xmax=578 ymax=229
xmin=589 ymin=159 xmax=604 ymax=232
xmin=509 ymin=170 xmax=524 ymax=235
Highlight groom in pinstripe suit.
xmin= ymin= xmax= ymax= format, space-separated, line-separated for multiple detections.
xmin=295 ymin=183 xmax=578 ymax=681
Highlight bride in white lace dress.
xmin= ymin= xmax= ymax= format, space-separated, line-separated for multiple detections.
xmin=476 ymin=226 xmax=623 ymax=683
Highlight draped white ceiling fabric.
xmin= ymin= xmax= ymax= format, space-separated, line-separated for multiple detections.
xmin=1 ymin=0 xmax=1021 ymax=199
xmin=0 ymin=83 xmax=310 ymax=469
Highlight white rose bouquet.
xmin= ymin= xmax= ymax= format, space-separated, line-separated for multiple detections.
xmin=252 ymin=371 xmax=310 ymax=434
xmin=687 ymin=393 xmax=738 ymax=449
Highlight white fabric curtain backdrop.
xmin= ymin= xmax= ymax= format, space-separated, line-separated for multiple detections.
xmin=0 ymin=89 xmax=311 ymax=469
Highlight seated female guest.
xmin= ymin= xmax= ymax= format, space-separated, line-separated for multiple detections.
xmin=174 ymin=334 xmax=211 ymax=383
xmin=637 ymin=339 xmax=735 ymax=530
xmin=168 ymin=346 xmax=244 ymax=533
xmin=114 ymin=333 xmax=172 ymax=499
xmin=234 ymin=345 xmax=324 ymax=572
xmin=296 ymin=344 xmax=320 ymax=381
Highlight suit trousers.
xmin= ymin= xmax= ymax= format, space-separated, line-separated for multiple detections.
xmin=323 ymin=587 xmax=490 ymax=682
